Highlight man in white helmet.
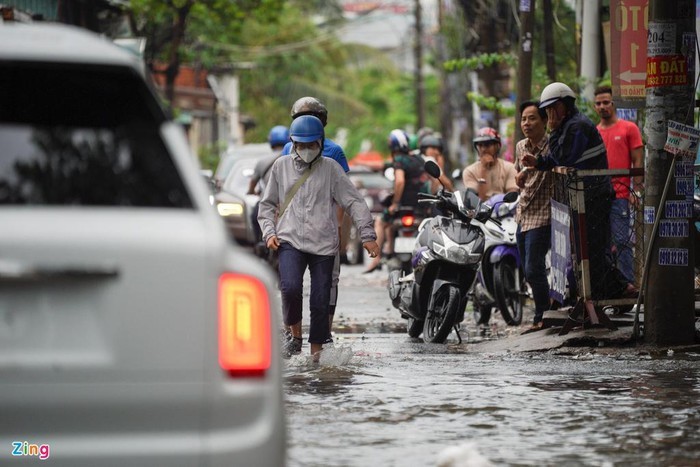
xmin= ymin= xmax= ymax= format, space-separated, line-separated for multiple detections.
xmin=521 ymin=82 xmax=633 ymax=301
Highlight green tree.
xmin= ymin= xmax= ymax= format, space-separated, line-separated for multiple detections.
xmin=126 ymin=0 xmax=440 ymax=162
xmin=127 ymin=0 xmax=283 ymax=106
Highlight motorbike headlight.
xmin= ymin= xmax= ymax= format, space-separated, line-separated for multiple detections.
xmin=446 ymin=245 xmax=470 ymax=263
xmin=433 ymin=233 xmax=481 ymax=264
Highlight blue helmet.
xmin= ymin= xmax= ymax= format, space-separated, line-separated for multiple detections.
xmin=289 ymin=115 xmax=324 ymax=143
xmin=268 ymin=125 xmax=289 ymax=147
xmin=388 ymin=129 xmax=409 ymax=152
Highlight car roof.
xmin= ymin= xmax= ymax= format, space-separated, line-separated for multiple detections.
xmin=222 ymin=157 xmax=259 ymax=195
xmin=221 ymin=143 xmax=272 ymax=160
xmin=0 ymin=22 xmax=143 ymax=72
xmin=215 ymin=143 xmax=272 ymax=181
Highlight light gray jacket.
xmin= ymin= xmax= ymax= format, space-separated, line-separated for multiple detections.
xmin=258 ymin=153 xmax=376 ymax=256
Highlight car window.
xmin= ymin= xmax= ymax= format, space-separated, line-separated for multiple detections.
xmin=214 ymin=154 xmax=237 ymax=182
xmin=0 ymin=63 xmax=192 ymax=208
xmin=223 ymin=160 xmax=256 ymax=196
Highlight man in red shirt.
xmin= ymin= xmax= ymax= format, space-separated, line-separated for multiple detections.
xmin=594 ymin=85 xmax=644 ymax=285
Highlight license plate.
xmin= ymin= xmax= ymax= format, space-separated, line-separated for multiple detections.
xmin=394 ymin=236 xmax=415 ymax=253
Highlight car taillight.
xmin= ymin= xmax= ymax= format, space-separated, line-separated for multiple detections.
xmin=218 ymin=273 xmax=271 ymax=377
xmin=401 ymin=215 xmax=415 ymax=227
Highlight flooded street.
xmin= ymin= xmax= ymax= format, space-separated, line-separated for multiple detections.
xmin=283 ymin=264 xmax=700 ymax=467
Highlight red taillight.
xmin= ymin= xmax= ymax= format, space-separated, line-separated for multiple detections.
xmin=401 ymin=215 xmax=415 ymax=227
xmin=218 ymin=273 xmax=271 ymax=376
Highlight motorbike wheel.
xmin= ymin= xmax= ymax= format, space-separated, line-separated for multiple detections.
xmin=473 ymin=304 xmax=492 ymax=325
xmin=407 ymin=316 xmax=424 ymax=338
xmin=423 ymin=285 xmax=460 ymax=343
xmin=494 ymin=258 xmax=525 ymax=325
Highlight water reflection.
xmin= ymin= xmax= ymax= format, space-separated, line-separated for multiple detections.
xmin=285 ymin=334 xmax=700 ymax=467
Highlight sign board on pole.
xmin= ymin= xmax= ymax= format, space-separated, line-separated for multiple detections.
xmin=550 ymin=200 xmax=571 ymax=305
xmin=610 ymin=0 xmax=648 ymax=108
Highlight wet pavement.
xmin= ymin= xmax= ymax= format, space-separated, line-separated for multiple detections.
xmin=282 ymin=261 xmax=700 ymax=467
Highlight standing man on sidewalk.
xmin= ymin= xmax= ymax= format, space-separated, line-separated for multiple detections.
xmin=514 ymin=101 xmax=554 ymax=331
xmin=521 ymin=81 xmax=632 ymax=300
xmin=594 ymin=85 xmax=644 ymax=286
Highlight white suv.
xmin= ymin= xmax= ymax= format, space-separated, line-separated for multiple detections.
xmin=0 ymin=23 xmax=285 ymax=466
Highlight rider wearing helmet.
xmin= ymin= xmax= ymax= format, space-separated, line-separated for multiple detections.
xmin=365 ymin=129 xmax=428 ymax=273
xmin=248 ymin=125 xmax=290 ymax=248
xmin=462 ymin=126 xmax=518 ymax=201
xmin=386 ymin=129 xmax=428 ymax=213
xmin=281 ymin=96 xmax=349 ymax=172
xmin=419 ymin=134 xmax=454 ymax=193
xmin=521 ymin=82 xmax=631 ymax=301
xmin=258 ymin=115 xmax=379 ymax=358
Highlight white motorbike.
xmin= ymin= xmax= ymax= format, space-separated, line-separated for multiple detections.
xmin=469 ymin=193 xmax=526 ymax=326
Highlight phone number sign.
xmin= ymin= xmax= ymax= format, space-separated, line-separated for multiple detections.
xmin=646 ymin=55 xmax=688 ymax=87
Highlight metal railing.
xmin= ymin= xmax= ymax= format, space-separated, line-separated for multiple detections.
xmin=551 ymin=166 xmax=644 ymax=330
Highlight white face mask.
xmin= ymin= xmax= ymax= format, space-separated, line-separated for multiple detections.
xmin=295 ymin=146 xmax=321 ymax=163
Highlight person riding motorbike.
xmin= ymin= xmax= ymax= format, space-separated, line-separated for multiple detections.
xmin=419 ymin=134 xmax=454 ymax=193
xmin=365 ymin=129 xmax=428 ymax=273
xmin=248 ymin=125 xmax=289 ymax=255
xmin=462 ymin=127 xmax=518 ymax=201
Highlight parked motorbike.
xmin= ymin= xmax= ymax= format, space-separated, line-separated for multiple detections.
xmin=387 ymin=160 xmax=518 ymax=343
xmin=469 ymin=193 xmax=526 ymax=326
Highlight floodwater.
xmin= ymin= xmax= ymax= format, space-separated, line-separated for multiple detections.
xmin=283 ymin=334 xmax=700 ymax=467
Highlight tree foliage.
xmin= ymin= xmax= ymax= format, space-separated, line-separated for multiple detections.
xmin=127 ymin=0 xmax=284 ymax=103
xmin=124 ymin=0 xmax=440 ymax=163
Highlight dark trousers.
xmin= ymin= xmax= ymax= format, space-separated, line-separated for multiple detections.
xmin=517 ymin=225 xmax=551 ymax=324
xmin=278 ymin=243 xmax=335 ymax=344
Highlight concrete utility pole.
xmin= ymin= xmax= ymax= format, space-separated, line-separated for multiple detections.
xmin=414 ymin=0 xmax=425 ymax=130
xmin=579 ymin=0 xmax=601 ymax=102
xmin=643 ymin=0 xmax=696 ymax=345
xmin=515 ymin=0 xmax=535 ymax=143
xmin=436 ymin=0 xmax=452 ymax=168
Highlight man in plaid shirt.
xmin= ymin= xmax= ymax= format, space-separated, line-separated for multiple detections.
xmin=514 ymin=100 xmax=554 ymax=331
